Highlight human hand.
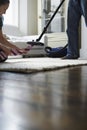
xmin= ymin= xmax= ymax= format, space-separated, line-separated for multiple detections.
xmin=0 ymin=50 xmax=8 ymax=61
xmin=11 ymin=48 xmax=30 ymax=56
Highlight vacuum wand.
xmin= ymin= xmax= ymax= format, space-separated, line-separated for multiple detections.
xmin=27 ymin=0 xmax=65 ymax=46
xmin=36 ymin=0 xmax=65 ymax=42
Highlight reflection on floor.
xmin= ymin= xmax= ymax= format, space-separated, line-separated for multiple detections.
xmin=0 ymin=66 xmax=87 ymax=130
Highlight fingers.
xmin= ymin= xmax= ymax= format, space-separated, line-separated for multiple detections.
xmin=0 ymin=51 xmax=7 ymax=61
xmin=11 ymin=48 xmax=28 ymax=55
xmin=24 ymin=45 xmax=32 ymax=51
xmin=15 ymin=45 xmax=33 ymax=55
xmin=11 ymin=48 xmax=21 ymax=55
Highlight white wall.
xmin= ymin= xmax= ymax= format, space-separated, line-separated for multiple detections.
xmin=80 ymin=17 xmax=87 ymax=59
xmin=18 ymin=0 xmax=38 ymax=35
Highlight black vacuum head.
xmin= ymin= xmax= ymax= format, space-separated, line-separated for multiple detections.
xmin=27 ymin=41 xmax=44 ymax=46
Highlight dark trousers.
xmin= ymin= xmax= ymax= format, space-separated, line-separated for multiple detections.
xmin=67 ymin=0 xmax=87 ymax=57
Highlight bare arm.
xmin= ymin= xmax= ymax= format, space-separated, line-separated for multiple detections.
xmin=0 ymin=29 xmax=27 ymax=56
xmin=0 ymin=29 xmax=20 ymax=49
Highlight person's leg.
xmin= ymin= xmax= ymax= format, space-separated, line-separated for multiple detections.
xmin=65 ymin=0 xmax=82 ymax=59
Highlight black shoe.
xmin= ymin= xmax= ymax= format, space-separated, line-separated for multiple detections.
xmin=62 ymin=55 xmax=79 ymax=59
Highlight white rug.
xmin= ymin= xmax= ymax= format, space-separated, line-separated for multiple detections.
xmin=0 ymin=58 xmax=87 ymax=73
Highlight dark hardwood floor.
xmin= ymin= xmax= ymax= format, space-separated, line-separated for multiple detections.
xmin=0 ymin=65 xmax=87 ymax=130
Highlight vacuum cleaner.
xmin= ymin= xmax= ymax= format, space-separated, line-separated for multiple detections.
xmin=27 ymin=0 xmax=67 ymax=58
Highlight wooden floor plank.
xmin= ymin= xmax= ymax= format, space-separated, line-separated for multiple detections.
xmin=0 ymin=66 xmax=87 ymax=130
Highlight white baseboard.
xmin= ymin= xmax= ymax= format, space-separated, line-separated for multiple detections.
xmin=44 ymin=32 xmax=68 ymax=47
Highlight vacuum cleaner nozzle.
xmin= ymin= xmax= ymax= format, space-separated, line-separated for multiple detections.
xmin=27 ymin=40 xmax=44 ymax=46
